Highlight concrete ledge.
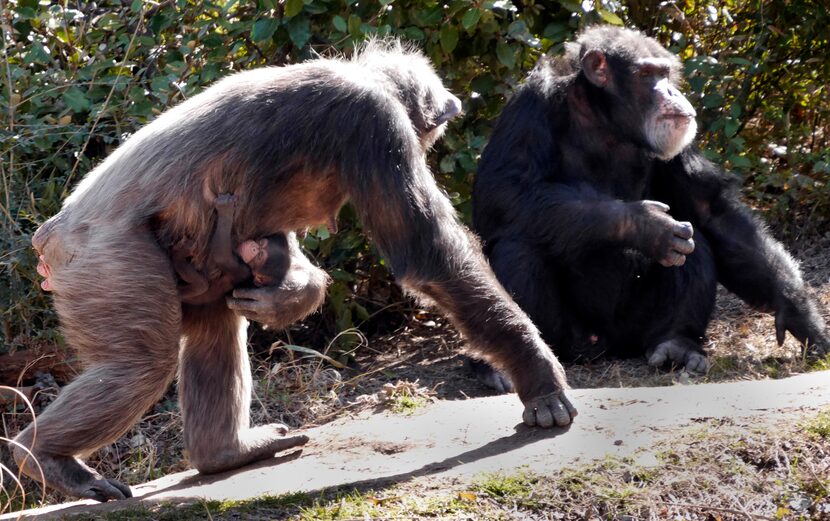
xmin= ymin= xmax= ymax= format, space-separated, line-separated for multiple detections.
xmin=4 ymin=370 xmax=829 ymax=520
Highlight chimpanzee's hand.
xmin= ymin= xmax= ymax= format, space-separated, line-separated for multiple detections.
xmin=774 ymin=294 xmax=830 ymax=355
xmin=522 ymin=391 xmax=578 ymax=428
xmin=513 ymin=352 xmax=577 ymax=428
xmin=628 ymin=200 xmax=695 ymax=267
xmin=214 ymin=193 xmax=237 ymax=216
xmin=227 ymin=263 xmax=328 ymax=329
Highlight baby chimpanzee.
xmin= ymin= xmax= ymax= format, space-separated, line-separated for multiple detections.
xmin=173 ymin=194 xmax=289 ymax=305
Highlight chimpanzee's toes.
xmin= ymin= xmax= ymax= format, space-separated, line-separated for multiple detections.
xmin=83 ymin=478 xmax=131 ymax=502
xmin=465 ymin=357 xmax=514 ymax=393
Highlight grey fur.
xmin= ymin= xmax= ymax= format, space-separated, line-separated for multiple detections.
xmin=16 ymin=40 xmax=575 ymax=501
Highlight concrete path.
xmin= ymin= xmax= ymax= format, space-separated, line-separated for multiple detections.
xmin=4 ymin=370 xmax=829 ymax=519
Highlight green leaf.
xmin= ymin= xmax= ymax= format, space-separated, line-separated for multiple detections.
xmin=16 ymin=6 xmax=37 ymax=18
xmin=403 ymin=26 xmax=425 ymax=40
xmin=63 ymin=87 xmax=90 ymax=112
xmin=688 ymin=76 xmax=705 ymax=93
xmin=286 ymin=17 xmax=311 ymax=48
xmin=729 ymin=155 xmax=752 ymax=168
xmin=508 ymin=20 xmax=540 ymax=48
xmin=97 ymin=12 xmax=122 ymax=30
xmin=724 ymin=119 xmax=739 ymax=137
xmin=559 ymin=1 xmax=582 ymax=12
xmin=414 ymin=7 xmax=442 ymax=26
xmin=597 ymin=8 xmax=624 ymax=26
xmin=251 ymin=18 xmax=279 ymax=42
xmin=353 ymin=303 xmax=370 ymax=322
xmin=496 ymin=41 xmax=516 ymax=68
xmin=222 ymin=0 xmax=240 ymax=15
xmin=440 ymin=24 xmax=459 ymax=53
xmin=543 ymin=22 xmax=570 ymax=41
xmin=440 ymin=154 xmax=456 ymax=173
xmin=461 ymin=8 xmax=481 ymax=30
xmin=284 ymin=0 xmax=304 ymax=18
xmin=332 ymin=15 xmax=347 ymax=32
xmin=702 ymin=93 xmax=724 ymax=109
xmin=24 ymin=42 xmax=50 ymax=64
xmin=347 ymin=14 xmax=362 ymax=37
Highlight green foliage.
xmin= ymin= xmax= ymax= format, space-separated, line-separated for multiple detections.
xmin=647 ymin=0 xmax=830 ymax=228
xmin=805 ymin=409 xmax=830 ymax=439
xmin=1 ymin=0 xmax=827 ymax=352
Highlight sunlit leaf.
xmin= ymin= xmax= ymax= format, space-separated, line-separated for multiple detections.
xmin=461 ymin=8 xmax=481 ymax=30
xmin=332 ymin=15 xmax=347 ymax=32
xmin=63 ymin=87 xmax=90 ymax=112
xmin=284 ymin=0 xmax=304 ymax=18
xmin=250 ymin=18 xmax=279 ymax=42
xmin=496 ymin=41 xmax=516 ymax=68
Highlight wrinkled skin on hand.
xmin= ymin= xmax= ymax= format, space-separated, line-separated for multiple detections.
xmin=227 ymin=250 xmax=329 ymax=329
xmin=625 ymin=200 xmax=695 ymax=267
xmin=775 ymin=293 xmax=830 ymax=355
xmin=522 ymin=391 xmax=578 ymax=428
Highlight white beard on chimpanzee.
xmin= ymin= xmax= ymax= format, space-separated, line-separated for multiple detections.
xmin=471 ymin=25 xmax=829 ymax=392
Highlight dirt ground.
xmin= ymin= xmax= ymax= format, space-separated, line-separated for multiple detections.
xmin=1 ymin=233 xmax=829 ymax=518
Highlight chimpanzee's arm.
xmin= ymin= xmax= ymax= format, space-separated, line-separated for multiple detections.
xmin=210 ymin=194 xmax=251 ymax=284
xmin=171 ymin=243 xmax=210 ymax=300
xmin=473 ymin=87 xmax=693 ymax=267
xmin=655 ymin=150 xmax=829 ymax=351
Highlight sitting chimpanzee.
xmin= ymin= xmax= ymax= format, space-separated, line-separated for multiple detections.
xmin=471 ymin=25 xmax=829 ymax=390
xmin=172 ymin=194 xmax=290 ymax=305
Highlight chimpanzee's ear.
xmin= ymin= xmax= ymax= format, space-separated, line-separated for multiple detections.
xmin=434 ymin=95 xmax=462 ymax=126
xmin=582 ymin=50 xmax=609 ymax=87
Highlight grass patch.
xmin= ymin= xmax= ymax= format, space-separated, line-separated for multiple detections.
xmin=298 ymin=487 xmax=474 ymax=520
xmin=380 ymin=380 xmax=433 ymax=415
xmin=804 ymin=409 xmax=830 ymax=439
xmin=474 ymin=469 xmax=538 ymax=500
xmin=62 ymin=492 xmax=313 ymax=520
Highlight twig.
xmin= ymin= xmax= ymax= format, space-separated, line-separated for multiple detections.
xmin=655 ymin=499 xmax=775 ymax=520
xmin=63 ymin=5 xmax=146 ymax=192
xmin=0 ymin=0 xmax=17 ymax=232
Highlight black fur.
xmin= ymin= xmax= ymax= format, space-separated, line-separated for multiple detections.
xmin=472 ymin=26 xmax=828 ymax=382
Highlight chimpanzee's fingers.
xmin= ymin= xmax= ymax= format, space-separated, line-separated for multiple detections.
xmin=522 ymin=392 xmax=577 ymax=428
xmin=775 ymin=312 xmax=787 ymax=346
xmin=83 ymin=478 xmax=131 ymax=502
xmin=659 ymin=252 xmax=686 ymax=267
xmin=673 ymin=221 xmax=694 ymax=240
xmin=227 ymin=295 xmax=270 ymax=314
xmin=671 ymin=237 xmax=695 ymax=255
xmin=272 ymin=434 xmax=310 ymax=453
xmin=684 ymin=352 xmax=710 ymax=374
xmin=231 ymin=287 xmax=270 ymax=300
xmin=642 ymin=200 xmax=671 ymax=213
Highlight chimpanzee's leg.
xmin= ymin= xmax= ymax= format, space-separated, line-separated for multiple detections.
xmin=12 ymin=225 xmax=181 ymax=501
xmin=179 ymin=301 xmax=308 ymax=474
xmin=469 ymin=239 xmax=591 ymax=391
xmin=634 ymin=234 xmax=717 ymax=373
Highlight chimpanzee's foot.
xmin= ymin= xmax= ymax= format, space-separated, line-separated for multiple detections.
xmin=13 ymin=450 xmax=131 ymax=502
xmin=191 ymin=423 xmax=309 ymax=475
xmin=465 ymin=357 xmax=514 ymax=393
xmin=646 ymin=338 xmax=709 ymax=374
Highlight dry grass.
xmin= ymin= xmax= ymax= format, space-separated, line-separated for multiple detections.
xmin=1 ymin=234 xmax=828 ymax=513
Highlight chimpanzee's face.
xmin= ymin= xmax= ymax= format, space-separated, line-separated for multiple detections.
xmin=630 ymin=58 xmax=697 ymax=160
xmin=582 ymin=44 xmax=697 ymax=160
